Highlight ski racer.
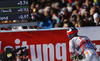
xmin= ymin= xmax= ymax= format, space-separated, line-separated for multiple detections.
xmin=67 ymin=27 xmax=99 ymax=61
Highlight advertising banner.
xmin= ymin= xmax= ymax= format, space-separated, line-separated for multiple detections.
xmin=0 ymin=29 xmax=72 ymax=61
xmin=0 ymin=28 xmax=100 ymax=61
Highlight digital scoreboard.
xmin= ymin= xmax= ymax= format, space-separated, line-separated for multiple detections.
xmin=0 ymin=0 xmax=29 ymax=20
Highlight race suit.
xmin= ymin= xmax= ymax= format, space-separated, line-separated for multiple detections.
xmin=69 ymin=36 xmax=99 ymax=61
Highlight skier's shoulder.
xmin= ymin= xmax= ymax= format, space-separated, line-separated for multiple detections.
xmin=70 ymin=36 xmax=89 ymax=41
xmin=78 ymin=36 xmax=89 ymax=40
xmin=78 ymin=36 xmax=88 ymax=38
xmin=71 ymin=36 xmax=87 ymax=39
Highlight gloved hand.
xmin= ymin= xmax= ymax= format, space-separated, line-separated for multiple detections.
xmin=78 ymin=54 xmax=83 ymax=60
xmin=94 ymin=48 xmax=97 ymax=50
xmin=70 ymin=53 xmax=77 ymax=60
xmin=70 ymin=55 xmax=77 ymax=60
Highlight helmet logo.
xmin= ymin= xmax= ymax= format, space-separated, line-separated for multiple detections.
xmin=67 ymin=27 xmax=78 ymax=39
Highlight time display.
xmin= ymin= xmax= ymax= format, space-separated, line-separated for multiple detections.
xmin=0 ymin=0 xmax=29 ymax=20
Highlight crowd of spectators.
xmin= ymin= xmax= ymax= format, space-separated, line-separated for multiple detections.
xmin=29 ymin=0 xmax=100 ymax=29
xmin=0 ymin=0 xmax=100 ymax=30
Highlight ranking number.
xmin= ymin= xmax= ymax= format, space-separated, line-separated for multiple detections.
xmin=18 ymin=8 xmax=28 ymax=12
xmin=18 ymin=14 xmax=29 ymax=19
xmin=17 ymin=1 xmax=28 ymax=5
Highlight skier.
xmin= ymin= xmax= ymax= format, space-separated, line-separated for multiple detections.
xmin=67 ymin=27 xmax=99 ymax=61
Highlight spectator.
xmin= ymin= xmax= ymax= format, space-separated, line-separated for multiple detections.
xmin=93 ymin=13 xmax=100 ymax=26
xmin=54 ymin=23 xmax=62 ymax=28
xmin=53 ymin=2 xmax=60 ymax=15
xmin=74 ymin=1 xmax=83 ymax=15
xmin=39 ymin=0 xmax=47 ymax=8
xmin=30 ymin=3 xmax=35 ymax=13
xmin=63 ymin=19 xmax=74 ymax=28
xmin=39 ymin=7 xmax=53 ymax=29
xmin=70 ymin=9 xmax=77 ymax=26
xmin=31 ymin=8 xmax=39 ymax=21
xmin=88 ymin=6 xmax=97 ymax=26
xmin=67 ymin=3 xmax=73 ymax=13
xmin=52 ymin=13 xmax=60 ymax=26
xmin=82 ymin=9 xmax=91 ymax=26
xmin=75 ymin=20 xmax=85 ymax=27
xmin=61 ymin=7 xmax=69 ymax=19
xmin=38 ymin=9 xmax=45 ymax=22
xmin=35 ymin=3 xmax=40 ymax=10
xmin=75 ymin=15 xmax=85 ymax=27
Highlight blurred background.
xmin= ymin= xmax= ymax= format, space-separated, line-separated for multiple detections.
xmin=0 ymin=0 xmax=100 ymax=30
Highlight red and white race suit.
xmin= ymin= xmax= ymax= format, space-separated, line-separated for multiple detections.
xmin=69 ymin=36 xmax=99 ymax=61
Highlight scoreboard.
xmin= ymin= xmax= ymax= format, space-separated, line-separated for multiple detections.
xmin=0 ymin=0 xmax=29 ymax=20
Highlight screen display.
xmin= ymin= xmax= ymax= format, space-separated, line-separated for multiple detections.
xmin=0 ymin=0 xmax=29 ymax=20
